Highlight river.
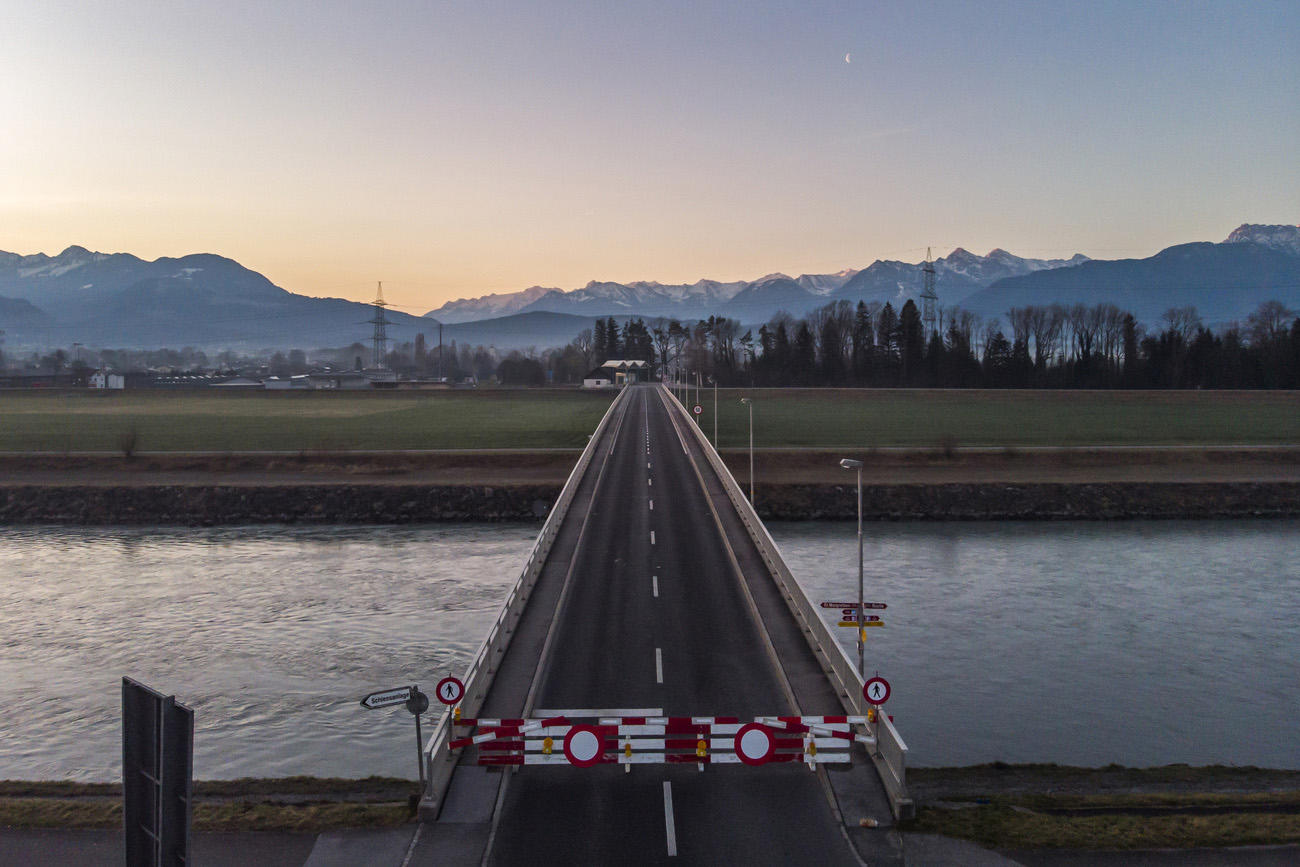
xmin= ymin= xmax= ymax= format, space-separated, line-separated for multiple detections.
xmin=0 ymin=520 xmax=1295 ymax=781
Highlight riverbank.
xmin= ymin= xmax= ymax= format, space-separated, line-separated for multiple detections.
xmin=0 ymin=479 xmax=1296 ymax=524
xmin=5 ymin=765 xmax=1298 ymax=852
xmin=902 ymin=764 xmax=1300 ymax=852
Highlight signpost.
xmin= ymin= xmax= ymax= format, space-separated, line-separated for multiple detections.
xmin=435 ymin=677 xmax=465 ymax=705
xmin=863 ymin=676 xmax=891 ymax=705
xmin=820 ymin=601 xmax=886 ymax=610
xmin=360 ymin=683 xmax=430 ymax=788
xmin=360 ymin=686 xmax=413 ymax=710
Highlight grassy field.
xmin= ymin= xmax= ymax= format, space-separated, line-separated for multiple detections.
xmin=701 ymin=388 xmax=1300 ymax=449
xmin=0 ymin=389 xmax=616 ymax=452
xmin=0 ymin=387 xmax=1296 ymax=452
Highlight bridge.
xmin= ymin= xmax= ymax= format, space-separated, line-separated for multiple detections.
xmin=408 ymin=384 xmax=911 ymax=864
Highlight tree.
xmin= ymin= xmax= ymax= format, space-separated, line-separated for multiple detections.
xmin=593 ymin=319 xmax=609 ymax=364
xmin=605 ymin=317 xmax=622 ymax=358
xmin=1247 ymin=300 xmax=1294 ymax=347
xmin=792 ymin=322 xmax=816 ymax=385
xmin=1162 ymin=306 xmax=1201 ymax=345
xmin=413 ymin=334 xmax=427 ymax=371
xmin=497 ymin=352 xmax=545 ymax=386
xmin=898 ymin=300 xmax=924 ymax=384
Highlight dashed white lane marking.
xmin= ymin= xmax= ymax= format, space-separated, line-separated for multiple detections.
xmin=652 ymin=575 xmax=659 ymax=597
xmin=648 ymin=478 xmax=652 ymax=486
xmin=655 ymin=647 xmax=663 ymax=683
xmin=663 ymin=782 xmax=678 ymax=857
xmin=650 ymin=530 xmax=656 ymax=546
xmin=649 ymin=499 xmax=654 ymax=510
xmin=647 ymin=462 xmax=652 ymax=469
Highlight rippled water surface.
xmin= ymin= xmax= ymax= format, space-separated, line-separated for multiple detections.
xmin=1 ymin=520 xmax=1296 ymax=780
xmin=770 ymin=520 xmax=1300 ymax=769
xmin=0 ymin=525 xmax=529 ymax=781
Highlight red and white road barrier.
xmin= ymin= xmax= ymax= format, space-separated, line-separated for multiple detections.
xmin=448 ymin=714 xmax=877 ymax=768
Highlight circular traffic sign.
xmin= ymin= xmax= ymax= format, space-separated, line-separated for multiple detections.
xmin=863 ymin=676 xmax=891 ymax=705
xmin=563 ymin=725 xmax=605 ymax=767
xmin=734 ymin=723 xmax=777 ymax=766
xmin=434 ymin=676 xmax=465 ymax=706
xmin=693 ymin=404 xmax=703 ymax=415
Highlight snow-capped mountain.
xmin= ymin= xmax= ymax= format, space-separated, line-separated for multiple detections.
xmin=425 ymin=250 xmax=1088 ymax=325
xmin=427 ymin=285 xmax=557 ymax=324
xmin=832 ymin=249 xmax=1090 ymax=309
xmin=0 ymin=245 xmax=433 ymax=349
xmin=1224 ymin=223 xmax=1300 ymax=257
xmin=796 ymin=269 xmax=859 ymax=295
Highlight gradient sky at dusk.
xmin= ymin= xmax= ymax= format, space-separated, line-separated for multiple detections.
xmin=2 ymin=0 xmax=1296 ymax=312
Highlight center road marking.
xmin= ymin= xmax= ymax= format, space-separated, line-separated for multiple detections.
xmin=648 ymin=478 xmax=652 ymax=486
xmin=650 ymin=530 xmax=656 ymax=545
xmin=652 ymin=575 xmax=659 ymax=597
xmin=663 ymin=782 xmax=678 ymax=857
xmin=649 ymin=499 xmax=654 ymax=510
xmin=655 ymin=647 xmax=663 ymax=683
xmin=647 ymin=461 xmax=651 ymax=469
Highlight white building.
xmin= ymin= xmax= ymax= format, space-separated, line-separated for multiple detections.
xmin=89 ymin=370 xmax=125 ymax=389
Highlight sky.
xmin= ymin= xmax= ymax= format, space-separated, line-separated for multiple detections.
xmin=1 ymin=0 xmax=1297 ymax=313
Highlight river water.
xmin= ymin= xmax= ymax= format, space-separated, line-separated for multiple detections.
xmin=0 ymin=521 xmax=1295 ymax=781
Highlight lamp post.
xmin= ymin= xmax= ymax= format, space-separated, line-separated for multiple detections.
xmin=840 ymin=457 xmax=864 ymax=677
xmin=740 ymin=398 xmax=754 ymax=505
xmin=707 ymin=376 xmax=717 ymax=447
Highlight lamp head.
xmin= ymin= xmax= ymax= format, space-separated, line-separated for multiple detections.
xmin=839 ymin=458 xmax=863 ymax=469
xmin=740 ymin=397 xmax=751 ymax=405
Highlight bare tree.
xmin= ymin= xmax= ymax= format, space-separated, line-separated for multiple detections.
xmin=573 ymin=328 xmax=594 ymax=370
xmin=1246 ymin=300 xmax=1294 ymax=346
xmin=1162 ymin=306 xmax=1202 ymax=343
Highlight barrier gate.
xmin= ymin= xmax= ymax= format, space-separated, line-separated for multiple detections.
xmin=450 ymin=713 xmax=879 ymax=769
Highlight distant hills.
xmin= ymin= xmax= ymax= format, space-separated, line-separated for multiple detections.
xmin=1 ymin=224 xmax=1296 ymax=353
xmin=428 ymin=223 xmax=1299 ymax=332
xmin=963 ymin=228 xmax=1300 ymax=324
xmin=0 ymin=247 xmax=432 ymax=350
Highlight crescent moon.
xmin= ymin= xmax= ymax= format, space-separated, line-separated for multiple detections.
xmin=845 ymin=53 xmax=851 ymax=63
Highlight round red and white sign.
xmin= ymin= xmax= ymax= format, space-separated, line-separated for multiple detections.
xmin=734 ymin=723 xmax=777 ymax=766
xmin=563 ymin=725 xmax=605 ymax=767
xmin=693 ymin=404 xmax=703 ymax=415
xmin=434 ymin=677 xmax=465 ymax=706
xmin=863 ymin=676 xmax=891 ymax=705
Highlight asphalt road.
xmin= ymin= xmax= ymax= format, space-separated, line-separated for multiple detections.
xmin=486 ymin=385 xmax=859 ymax=865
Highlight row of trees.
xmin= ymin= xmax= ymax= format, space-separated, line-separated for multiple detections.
xmin=555 ymin=299 xmax=1300 ymax=389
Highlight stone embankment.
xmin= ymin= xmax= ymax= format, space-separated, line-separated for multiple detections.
xmin=0 ymin=482 xmax=1296 ymax=525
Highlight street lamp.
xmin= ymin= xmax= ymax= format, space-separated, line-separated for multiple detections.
xmin=706 ymin=375 xmax=717 ymax=447
xmin=840 ymin=457 xmax=865 ymax=677
xmin=740 ymin=398 xmax=754 ymax=505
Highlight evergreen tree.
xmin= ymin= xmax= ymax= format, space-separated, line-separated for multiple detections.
xmin=792 ymin=322 xmax=816 ymax=385
xmin=593 ymin=318 xmax=609 ymax=365
xmin=899 ymin=300 xmax=925 ymax=384
xmin=605 ymin=317 xmax=622 ymax=358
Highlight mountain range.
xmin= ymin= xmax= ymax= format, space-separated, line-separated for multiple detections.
xmin=428 ymin=224 xmax=1299 ymax=330
xmin=0 ymin=224 xmax=1296 ymax=352
xmin=425 ymin=250 xmax=1091 ymax=324
xmin=0 ymin=247 xmax=433 ymax=350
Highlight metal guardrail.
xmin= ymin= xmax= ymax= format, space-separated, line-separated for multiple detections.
xmin=421 ymin=385 xmax=633 ymax=812
xmin=657 ymin=384 xmax=913 ymax=820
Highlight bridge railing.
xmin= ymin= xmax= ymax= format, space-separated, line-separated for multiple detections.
xmin=659 ymin=384 xmax=913 ymax=820
xmin=421 ymin=385 xmax=633 ymax=812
